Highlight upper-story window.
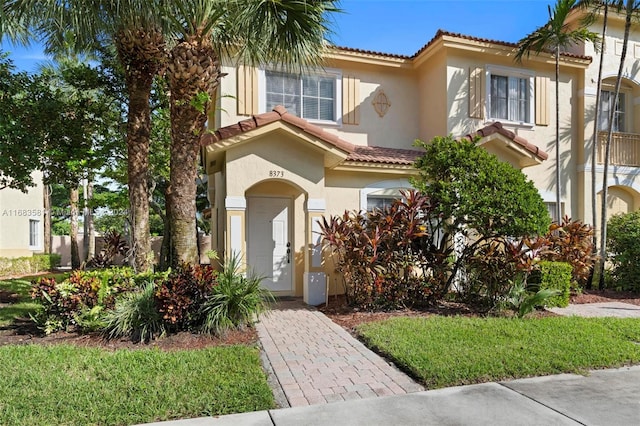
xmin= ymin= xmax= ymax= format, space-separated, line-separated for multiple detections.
xmin=261 ymin=69 xmax=342 ymax=124
xmin=599 ymin=90 xmax=626 ymax=132
xmin=487 ymin=66 xmax=534 ymax=125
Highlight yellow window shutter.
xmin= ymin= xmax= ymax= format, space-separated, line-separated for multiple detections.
xmin=237 ymin=65 xmax=258 ymax=116
xmin=469 ymin=67 xmax=485 ymax=119
xmin=535 ymin=76 xmax=550 ymax=126
xmin=342 ymin=76 xmax=360 ymax=125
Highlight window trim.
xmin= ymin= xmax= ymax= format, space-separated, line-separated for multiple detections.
xmin=258 ymin=67 xmax=343 ymax=126
xmin=599 ymin=85 xmax=631 ymax=133
xmin=486 ymin=65 xmax=535 ymax=127
xmin=28 ymin=218 xmax=41 ymax=251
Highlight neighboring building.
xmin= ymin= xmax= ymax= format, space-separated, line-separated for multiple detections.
xmin=0 ymin=171 xmax=45 ymax=258
xmin=202 ymin=8 xmax=640 ymax=303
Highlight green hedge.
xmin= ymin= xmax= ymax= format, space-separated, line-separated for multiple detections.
xmin=607 ymin=211 xmax=640 ymax=292
xmin=538 ymin=261 xmax=572 ymax=308
xmin=0 ymin=254 xmax=61 ymax=277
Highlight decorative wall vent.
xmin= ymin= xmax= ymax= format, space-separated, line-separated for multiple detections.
xmin=372 ymin=89 xmax=391 ymax=117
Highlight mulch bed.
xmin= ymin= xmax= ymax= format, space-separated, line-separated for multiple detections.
xmin=319 ymin=290 xmax=640 ymax=332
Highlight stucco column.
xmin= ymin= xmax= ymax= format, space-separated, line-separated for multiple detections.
xmin=303 ymin=198 xmax=327 ymax=305
xmin=225 ymin=196 xmax=246 ymax=265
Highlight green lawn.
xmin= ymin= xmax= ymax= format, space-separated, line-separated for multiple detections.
xmin=0 ymin=344 xmax=274 ymax=425
xmin=357 ymin=316 xmax=640 ymax=389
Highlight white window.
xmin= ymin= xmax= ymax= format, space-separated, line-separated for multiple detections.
xmin=487 ymin=66 xmax=534 ymax=125
xmin=544 ymin=202 xmax=565 ymax=224
xmin=367 ymin=196 xmax=396 ymax=212
xmin=29 ymin=219 xmax=39 ymax=248
xmin=599 ymin=90 xmax=625 ymax=132
xmin=261 ymin=69 xmax=342 ymax=124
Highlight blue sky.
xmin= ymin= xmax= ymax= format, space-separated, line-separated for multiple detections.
xmin=1 ymin=0 xmax=553 ymax=72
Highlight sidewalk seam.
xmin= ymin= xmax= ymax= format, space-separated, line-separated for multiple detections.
xmin=497 ymin=382 xmax=586 ymax=425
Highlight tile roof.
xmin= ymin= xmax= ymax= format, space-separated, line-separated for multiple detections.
xmin=347 ymin=145 xmax=422 ymax=165
xmin=201 ymin=106 xmax=423 ymax=166
xmin=463 ymin=122 xmax=549 ymax=161
xmin=332 ymin=29 xmax=591 ymax=62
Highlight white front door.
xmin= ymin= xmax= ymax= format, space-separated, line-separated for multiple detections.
xmin=248 ymin=197 xmax=293 ymax=292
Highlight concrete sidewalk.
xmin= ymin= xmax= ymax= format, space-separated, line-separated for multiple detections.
xmin=146 ymin=365 xmax=640 ymax=425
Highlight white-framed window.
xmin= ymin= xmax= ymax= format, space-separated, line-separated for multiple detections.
xmin=29 ymin=219 xmax=40 ymax=249
xmin=599 ymin=90 xmax=626 ymax=132
xmin=367 ymin=195 xmax=397 ymax=212
xmin=487 ymin=66 xmax=534 ymax=125
xmin=544 ymin=202 xmax=565 ymax=224
xmin=260 ymin=68 xmax=342 ymax=124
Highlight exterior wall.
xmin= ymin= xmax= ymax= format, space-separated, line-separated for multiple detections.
xmin=0 ymin=171 xmax=45 ymax=258
xmin=218 ymin=60 xmax=420 ymax=150
xmin=417 ymin=50 xmax=448 ymax=142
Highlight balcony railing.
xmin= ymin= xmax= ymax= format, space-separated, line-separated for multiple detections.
xmin=597 ymin=131 xmax=640 ymax=167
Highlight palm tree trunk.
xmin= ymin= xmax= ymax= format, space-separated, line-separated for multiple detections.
xmin=588 ymin=4 xmax=607 ymax=290
xmin=555 ymin=46 xmax=562 ymax=223
xmin=43 ymin=184 xmax=51 ymax=254
xmin=167 ymin=39 xmax=220 ymax=265
xmin=115 ymin=29 xmax=165 ymax=272
xmin=125 ymin=76 xmax=153 ymax=271
xmin=599 ymin=0 xmax=633 ymax=289
xmin=70 ymin=186 xmax=80 ymax=269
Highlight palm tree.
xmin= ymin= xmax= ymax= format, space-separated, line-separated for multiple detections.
xmin=515 ymin=0 xmax=600 ymax=223
xmin=162 ymin=0 xmax=340 ymax=264
xmin=577 ymin=0 xmax=610 ymax=289
xmin=597 ymin=0 xmax=640 ymax=289
xmin=8 ymin=0 xmax=166 ymax=271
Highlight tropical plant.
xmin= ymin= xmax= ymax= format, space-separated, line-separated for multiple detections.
xmin=162 ymin=0 xmax=340 ymax=264
xmin=200 ymin=253 xmax=273 ymax=335
xmin=505 ymin=279 xmax=561 ymax=318
xmin=541 ymin=217 xmax=597 ymax=288
xmin=104 ymin=280 xmax=165 ymax=343
xmin=154 ymin=263 xmax=217 ymax=328
xmin=411 ymin=135 xmax=551 ymax=290
xmin=607 ymin=210 xmax=640 ymax=291
xmin=515 ymin=0 xmax=600 ymax=222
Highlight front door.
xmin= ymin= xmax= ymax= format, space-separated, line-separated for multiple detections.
xmin=247 ymin=197 xmax=293 ymax=292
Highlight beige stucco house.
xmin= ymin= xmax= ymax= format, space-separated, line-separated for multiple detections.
xmin=0 ymin=171 xmax=45 ymax=258
xmin=200 ymin=9 xmax=638 ymax=303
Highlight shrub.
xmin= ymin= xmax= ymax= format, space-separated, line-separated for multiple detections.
xmin=0 ymin=253 xmax=61 ymax=277
xmin=87 ymin=230 xmax=129 ymax=268
xmin=541 ymin=217 xmax=596 ymax=288
xmin=533 ymin=261 xmax=572 ymax=308
xmin=607 ymin=211 xmax=640 ymax=292
xmin=465 ymin=237 xmax=544 ymax=306
xmin=154 ymin=263 xmax=217 ymax=329
xmin=320 ymin=190 xmax=444 ymax=310
xmin=30 ymin=268 xmax=169 ymax=334
xmin=200 ymin=254 xmax=273 ymax=335
xmin=104 ymin=281 xmax=165 ymax=343
xmin=505 ymin=279 xmax=561 ymax=318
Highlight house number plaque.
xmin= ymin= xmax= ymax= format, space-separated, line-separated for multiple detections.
xmin=269 ymin=170 xmax=285 ymax=178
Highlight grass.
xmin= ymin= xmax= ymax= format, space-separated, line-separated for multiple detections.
xmin=0 ymin=344 xmax=274 ymax=425
xmin=357 ymin=316 xmax=640 ymax=389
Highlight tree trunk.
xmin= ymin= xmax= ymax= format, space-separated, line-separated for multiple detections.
xmin=555 ymin=46 xmax=561 ymax=223
xmin=588 ymin=4 xmax=608 ymax=290
xmin=599 ymin=0 xmax=632 ymax=289
xmin=70 ymin=187 xmax=80 ymax=269
xmin=166 ymin=39 xmax=220 ymax=265
xmin=115 ymin=29 xmax=165 ymax=272
xmin=86 ymin=180 xmax=95 ymax=260
xmin=43 ymin=184 xmax=51 ymax=254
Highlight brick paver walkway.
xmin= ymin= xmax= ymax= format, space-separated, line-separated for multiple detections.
xmin=255 ymin=300 xmax=424 ymax=407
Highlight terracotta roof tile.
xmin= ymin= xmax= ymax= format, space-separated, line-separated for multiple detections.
xmin=201 ymin=107 xmax=424 ymax=166
xmin=332 ymin=29 xmax=591 ymax=62
xmin=347 ymin=146 xmax=423 ymax=165
xmin=464 ymin=122 xmax=549 ymax=161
